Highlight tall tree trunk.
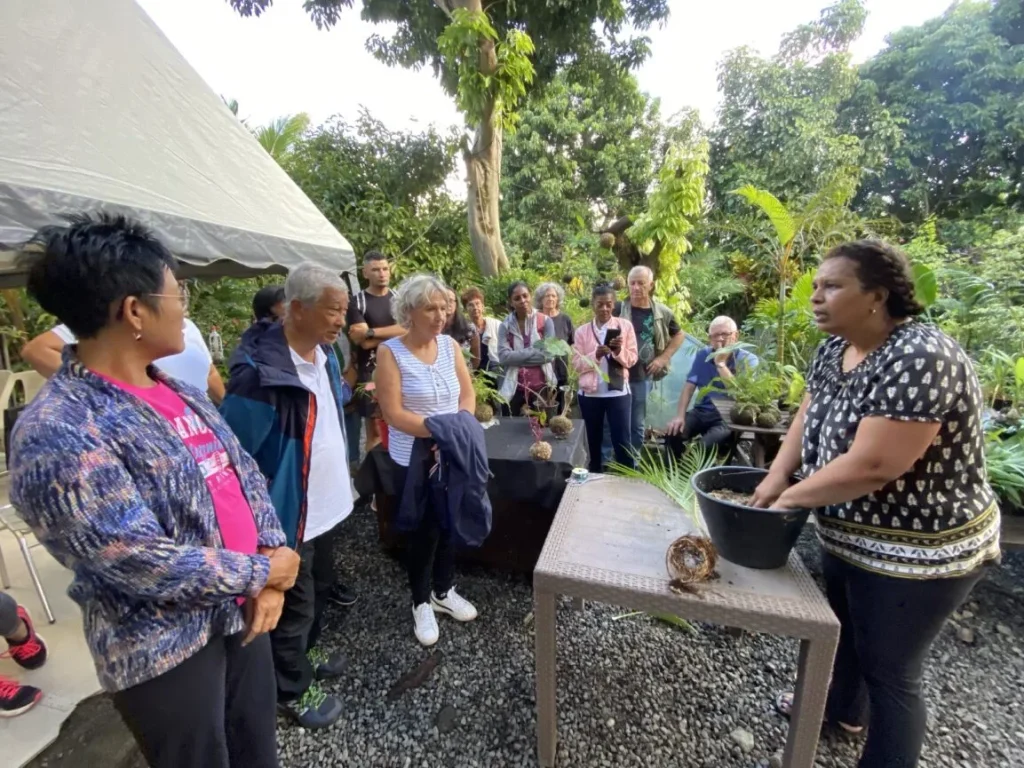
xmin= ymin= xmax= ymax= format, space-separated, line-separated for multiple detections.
xmin=437 ymin=0 xmax=509 ymax=276
xmin=465 ymin=117 xmax=508 ymax=277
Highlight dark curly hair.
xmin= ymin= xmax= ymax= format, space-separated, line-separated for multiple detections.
xmin=21 ymin=212 xmax=176 ymax=339
xmin=824 ymin=239 xmax=924 ymax=319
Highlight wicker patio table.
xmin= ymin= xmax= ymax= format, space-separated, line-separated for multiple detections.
xmin=533 ymin=476 xmax=839 ymax=768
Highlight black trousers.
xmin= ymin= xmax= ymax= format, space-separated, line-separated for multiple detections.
xmin=112 ymin=633 xmax=278 ymax=768
xmin=821 ymin=552 xmax=986 ymax=768
xmin=395 ymin=459 xmax=456 ymax=606
xmin=666 ymin=407 xmax=734 ymax=457
xmin=578 ymin=393 xmax=633 ymax=473
xmin=270 ymin=526 xmax=337 ymax=702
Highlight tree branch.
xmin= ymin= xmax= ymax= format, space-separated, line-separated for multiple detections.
xmin=601 ymin=216 xmax=634 ymax=236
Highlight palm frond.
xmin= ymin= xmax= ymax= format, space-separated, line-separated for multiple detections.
xmin=732 ymin=185 xmax=796 ymax=246
xmin=254 ymin=112 xmax=312 ymax=162
xmin=608 ymin=442 xmax=721 ymax=529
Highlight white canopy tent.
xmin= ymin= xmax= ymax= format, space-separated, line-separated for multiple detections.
xmin=0 ymin=0 xmax=355 ymax=288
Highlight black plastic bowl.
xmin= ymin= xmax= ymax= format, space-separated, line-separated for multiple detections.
xmin=691 ymin=466 xmax=810 ymax=570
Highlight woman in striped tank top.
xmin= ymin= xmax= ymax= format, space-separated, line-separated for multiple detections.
xmin=374 ymin=274 xmax=478 ymax=647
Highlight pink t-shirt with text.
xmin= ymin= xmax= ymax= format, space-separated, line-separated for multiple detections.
xmin=103 ymin=377 xmax=258 ymax=601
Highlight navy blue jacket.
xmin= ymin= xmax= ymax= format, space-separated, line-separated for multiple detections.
xmin=398 ymin=411 xmax=492 ymax=547
xmin=220 ymin=320 xmax=351 ymax=547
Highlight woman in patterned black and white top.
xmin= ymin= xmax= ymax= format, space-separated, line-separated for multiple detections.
xmin=374 ymin=274 xmax=477 ymax=647
xmin=752 ymin=240 xmax=1000 ymax=768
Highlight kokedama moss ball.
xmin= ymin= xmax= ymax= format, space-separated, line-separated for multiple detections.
xmin=529 ymin=441 xmax=553 ymax=461
xmin=548 ymin=414 xmax=573 ymax=438
xmin=756 ymin=407 xmax=781 ymax=428
xmin=732 ymin=403 xmax=759 ymax=426
xmin=611 ymin=275 xmax=626 ymax=291
xmin=475 ymin=403 xmax=494 ymax=423
xmin=599 ymin=232 xmax=616 ymax=250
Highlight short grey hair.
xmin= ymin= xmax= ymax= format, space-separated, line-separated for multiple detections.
xmin=628 ymin=265 xmax=654 ymax=284
xmin=709 ymin=315 xmax=738 ymax=333
xmin=533 ymin=281 xmax=565 ymax=310
xmin=392 ymin=273 xmax=449 ymax=328
xmin=285 ymin=263 xmax=348 ymax=310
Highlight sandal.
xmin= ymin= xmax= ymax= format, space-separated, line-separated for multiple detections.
xmin=774 ymin=692 xmax=865 ymax=735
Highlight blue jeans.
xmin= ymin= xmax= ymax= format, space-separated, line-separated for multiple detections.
xmin=601 ymin=378 xmax=651 ymax=464
xmin=580 ymin=393 xmax=633 ymax=473
xmin=344 ymin=408 xmax=362 ymax=466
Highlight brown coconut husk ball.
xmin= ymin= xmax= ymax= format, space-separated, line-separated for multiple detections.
xmin=665 ymin=534 xmax=718 ymax=585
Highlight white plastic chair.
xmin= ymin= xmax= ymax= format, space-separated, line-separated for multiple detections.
xmin=0 ymin=471 xmax=55 ymax=624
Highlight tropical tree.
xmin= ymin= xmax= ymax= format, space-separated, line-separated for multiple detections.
xmin=726 ymin=175 xmax=862 ymax=365
xmin=710 ymin=0 xmax=901 ymax=213
xmin=501 ymin=59 xmax=662 ymax=268
xmin=854 ymin=0 xmax=1024 ymax=222
xmin=253 ymin=112 xmax=311 ymax=163
xmin=596 ymin=108 xmax=710 ymax=305
xmin=225 ymin=0 xmax=671 ymax=276
xmin=284 ymin=110 xmax=476 ymax=286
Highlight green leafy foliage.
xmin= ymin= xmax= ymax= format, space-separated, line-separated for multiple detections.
xmin=283 ymin=110 xmax=477 ymax=287
xmin=626 ymin=133 xmax=710 ymax=304
xmin=253 ymin=112 xmax=311 ymax=162
xmin=501 ymin=62 xmax=661 ymax=266
xmin=855 ymin=0 xmax=1024 ymax=222
xmin=745 ymin=270 xmax=825 ymax=370
xmin=608 ymin=442 xmax=721 ymax=529
xmin=710 ymin=0 xmax=901 ymax=213
xmin=911 ymin=263 xmax=938 ymax=309
xmin=727 ymin=179 xmax=859 ymax=365
xmin=437 ymin=9 xmax=536 ymax=134
xmin=986 ymin=432 xmax=1024 ymax=508
xmin=732 ymin=186 xmax=795 ymax=246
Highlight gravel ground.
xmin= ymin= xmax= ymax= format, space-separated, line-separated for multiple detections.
xmin=280 ymin=508 xmax=1024 ymax=768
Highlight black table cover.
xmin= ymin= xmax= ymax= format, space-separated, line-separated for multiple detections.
xmin=355 ymin=417 xmax=587 ymax=572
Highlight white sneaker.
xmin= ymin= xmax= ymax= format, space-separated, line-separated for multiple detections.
xmin=412 ymin=603 xmax=439 ymax=647
xmin=431 ymin=588 xmax=478 ymax=622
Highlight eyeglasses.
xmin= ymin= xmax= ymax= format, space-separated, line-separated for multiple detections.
xmin=148 ymin=290 xmax=189 ymax=307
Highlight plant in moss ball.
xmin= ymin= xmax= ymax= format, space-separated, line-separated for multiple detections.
xmin=527 ymin=414 xmax=552 ymax=461
xmin=533 ymin=336 xmax=608 ymax=439
xmin=470 ymin=369 xmax=506 ymax=423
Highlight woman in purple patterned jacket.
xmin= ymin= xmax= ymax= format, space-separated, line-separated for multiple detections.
xmin=9 ymin=214 xmax=299 ymax=768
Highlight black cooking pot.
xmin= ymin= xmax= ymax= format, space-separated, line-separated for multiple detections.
xmin=691 ymin=466 xmax=810 ymax=570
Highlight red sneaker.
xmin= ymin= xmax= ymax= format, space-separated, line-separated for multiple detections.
xmin=0 ymin=675 xmax=42 ymax=718
xmin=2 ymin=606 xmax=48 ymax=670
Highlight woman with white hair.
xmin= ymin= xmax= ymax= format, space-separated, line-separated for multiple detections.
xmin=375 ymin=274 xmax=479 ymax=647
xmin=535 ymin=282 xmax=575 ymax=412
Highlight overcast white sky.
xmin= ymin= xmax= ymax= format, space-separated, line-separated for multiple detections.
xmin=136 ymin=0 xmax=955 ymax=132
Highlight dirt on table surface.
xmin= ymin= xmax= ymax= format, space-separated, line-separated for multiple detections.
xmin=707 ymin=489 xmax=755 ymax=506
